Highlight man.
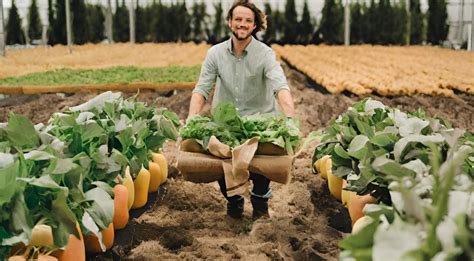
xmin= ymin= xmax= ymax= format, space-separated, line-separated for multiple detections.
xmin=188 ymin=0 xmax=296 ymax=220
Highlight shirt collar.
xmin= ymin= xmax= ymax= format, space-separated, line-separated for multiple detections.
xmin=226 ymin=36 xmax=256 ymax=57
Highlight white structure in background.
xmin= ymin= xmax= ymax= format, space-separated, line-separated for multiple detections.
xmin=0 ymin=0 xmax=5 ymax=56
xmin=1 ymin=0 xmax=472 ymax=50
xmin=446 ymin=0 xmax=473 ymax=49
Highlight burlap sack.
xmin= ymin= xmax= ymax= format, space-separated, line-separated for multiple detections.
xmin=177 ymin=137 xmax=294 ymax=188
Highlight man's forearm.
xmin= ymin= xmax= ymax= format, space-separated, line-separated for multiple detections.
xmin=277 ymin=89 xmax=296 ymax=118
xmin=188 ymin=92 xmax=206 ymax=118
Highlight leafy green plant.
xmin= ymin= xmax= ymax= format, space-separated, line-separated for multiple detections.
xmin=312 ymin=98 xmax=472 ymax=203
xmin=0 ymin=66 xmax=201 ymax=86
xmin=340 ymin=131 xmax=473 ymax=260
xmin=180 ymin=103 xmax=301 ymax=154
xmin=0 ymin=91 xmax=181 ymax=258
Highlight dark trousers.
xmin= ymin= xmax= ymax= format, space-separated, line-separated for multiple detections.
xmin=217 ymin=173 xmax=271 ymax=215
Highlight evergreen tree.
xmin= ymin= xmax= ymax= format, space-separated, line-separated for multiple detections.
xmin=410 ymin=0 xmax=424 ymax=44
xmin=377 ymin=0 xmax=390 ymax=44
xmin=6 ymin=0 xmax=26 ymax=45
xmin=319 ymin=0 xmax=343 ymax=44
xmin=427 ymin=0 xmax=448 ymax=45
xmin=365 ymin=0 xmax=377 ymax=44
xmin=72 ymin=0 xmax=89 ymax=44
xmin=283 ymin=0 xmax=298 ymax=44
xmin=135 ymin=0 xmax=148 ymax=43
xmin=177 ymin=1 xmax=191 ymax=42
xmin=273 ymin=8 xmax=285 ymax=43
xmin=262 ymin=2 xmax=275 ymax=44
xmin=113 ymin=0 xmax=129 ymax=42
xmin=47 ymin=0 xmax=56 ymax=45
xmin=209 ymin=1 xmax=224 ymax=44
xmin=191 ymin=2 xmax=207 ymax=43
xmin=151 ymin=0 xmax=165 ymax=42
xmin=53 ymin=0 xmax=67 ymax=44
xmin=28 ymin=0 xmax=42 ymax=43
xmin=87 ymin=4 xmax=105 ymax=43
xmin=350 ymin=2 xmax=363 ymax=44
xmin=390 ymin=2 xmax=407 ymax=44
xmin=298 ymin=0 xmax=313 ymax=44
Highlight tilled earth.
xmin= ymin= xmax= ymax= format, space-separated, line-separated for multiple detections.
xmin=1 ymin=65 xmax=473 ymax=260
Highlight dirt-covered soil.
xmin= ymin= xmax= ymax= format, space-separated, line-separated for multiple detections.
xmin=0 ymin=65 xmax=473 ymax=260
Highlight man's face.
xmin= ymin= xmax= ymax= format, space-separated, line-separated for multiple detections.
xmin=229 ymin=6 xmax=256 ymax=41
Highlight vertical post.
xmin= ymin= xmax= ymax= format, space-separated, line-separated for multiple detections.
xmin=344 ymin=0 xmax=350 ymax=46
xmin=470 ymin=1 xmax=474 ymax=51
xmin=65 ymin=0 xmax=72 ymax=53
xmin=406 ymin=0 xmax=411 ymax=45
xmin=106 ymin=0 xmax=113 ymax=43
xmin=459 ymin=0 xmax=464 ymax=43
xmin=129 ymin=0 xmax=135 ymax=43
xmin=42 ymin=24 xmax=48 ymax=46
xmin=0 ymin=0 xmax=5 ymax=56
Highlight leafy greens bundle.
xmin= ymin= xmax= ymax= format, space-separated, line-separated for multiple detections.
xmin=180 ymin=103 xmax=301 ymax=154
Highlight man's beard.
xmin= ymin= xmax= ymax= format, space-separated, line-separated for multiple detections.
xmin=232 ymin=29 xmax=252 ymax=41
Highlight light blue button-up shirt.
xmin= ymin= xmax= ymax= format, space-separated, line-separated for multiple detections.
xmin=192 ymin=36 xmax=290 ymax=117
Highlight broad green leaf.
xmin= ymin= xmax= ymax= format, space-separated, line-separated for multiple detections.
xmin=69 ymin=91 xmax=121 ymax=112
xmin=82 ymin=122 xmax=106 ymax=141
xmin=372 ymin=156 xmax=416 ymax=178
xmin=51 ymin=190 xmax=79 ymax=247
xmin=370 ymin=133 xmax=398 ymax=148
xmin=398 ymin=117 xmax=429 ymax=137
xmin=0 ymin=161 xmax=19 ymax=206
xmin=3 ymin=113 xmax=40 ymax=150
xmin=84 ymin=187 xmax=114 ymax=230
xmin=334 ymin=143 xmax=351 ymax=159
xmin=24 ymin=150 xmax=55 ymax=161
xmin=348 ymin=135 xmax=369 ymax=160
xmin=394 ymin=134 xmax=445 ymax=162
xmin=364 ymin=99 xmax=385 ymax=116
xmin=372 ymin=216 xmax=423 ymax=261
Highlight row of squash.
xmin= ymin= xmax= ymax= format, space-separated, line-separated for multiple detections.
xmin=314 ymin=155 xmax=377 ymax=234
xmin=8 ymin=152 xmax=169 ymax=261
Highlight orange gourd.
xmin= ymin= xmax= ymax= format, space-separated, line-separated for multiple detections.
xmin=152 ymin=153 xmax=168 ymax=184
xmin=84 ymin=223 xmax=114 ymax=253
xmin=52 ymin=222 xmax=85 ymax=261
xmin=131 ymin=167 xmax=151 ymax=209
xmin=348 ymin=193 xmax=377 ymax=225
xmin=7 ymin=256 xmax=26 ymax=261
xmin=123 ymin=166 xmax=135 ymax=210
xmin=113 ymin=184 xmax=129 ymax=230
xmin=148 ymin=161 xmax=162 ymax=193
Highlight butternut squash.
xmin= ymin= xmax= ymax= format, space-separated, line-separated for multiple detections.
xmin=152 ymin=152 xmax=168 ymax=184
xmin=7 ymin=256 xmax=26 ymax=261
xmin=341 ymin=180 xmax=357 ymax=207
xmin=131 ymin=167 xmax=151 ymax=209
xmin=148 ymin=161 xmax=162 ymax=193
xmin=123 ymin=166 xmax=135 ymax=210
xmin=352 ymin=215 xmax=373 ymax=234
xmin=52 ymin=222 xmax=85 ymax=261
xmin=113 ymin=184 xmax=129 ymax=230
xmin=327 ymin=164 xmax=343 ymax=201
xmin=84 ymin=223 xmax=114 ymax=253
xmin=30 ymin=224 xmax=54 ymax=247
xmin=314 ymin=155 xmax=330 ymax=179
xmin=348 ymin=193 xmax=377 ymax=225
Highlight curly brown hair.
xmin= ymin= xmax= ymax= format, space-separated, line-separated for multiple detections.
xmin=226 ymin=0 xmax=267 ymax=35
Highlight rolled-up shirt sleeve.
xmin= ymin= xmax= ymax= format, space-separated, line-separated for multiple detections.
xmin=264 ymin=50 xmax=290 ymax=94
xmin=193 ymin=48 xmax=218 ymax=100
